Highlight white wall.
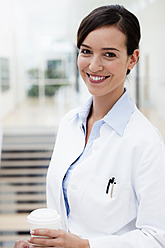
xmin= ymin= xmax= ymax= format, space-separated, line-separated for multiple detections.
xmin=0 ymin=0 xmax=12 ymax=117
xmin=0 ymin=0 xmax=12 ymax=154
xmin=138 ymin=0 xmax=165 ymax=117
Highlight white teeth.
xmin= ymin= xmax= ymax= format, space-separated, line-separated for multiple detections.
xmin=90 ymin=75 xmax=106 ymax=81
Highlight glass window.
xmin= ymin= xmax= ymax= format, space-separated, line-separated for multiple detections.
xmin=46 ymin=60 xmax=65 ymax=78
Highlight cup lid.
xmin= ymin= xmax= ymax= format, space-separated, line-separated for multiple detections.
xmin=27 ymin=208 xmax=61 ymax=225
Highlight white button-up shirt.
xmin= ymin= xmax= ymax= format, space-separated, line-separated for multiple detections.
xmin=47 ymin=90 xmax=165 ymax=248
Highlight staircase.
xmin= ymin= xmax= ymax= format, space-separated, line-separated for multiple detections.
xmin=0 ymin=130 xmax=56 ymax=247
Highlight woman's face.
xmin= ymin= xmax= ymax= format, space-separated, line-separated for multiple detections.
xmin=78 ymin=26 xmax=139 ymax=100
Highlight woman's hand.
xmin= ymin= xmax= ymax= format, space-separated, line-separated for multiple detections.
xmin=28 ymin=229 xmax=90 ymax=248
xmin=14 ymin=240 xmax=30 ymax=247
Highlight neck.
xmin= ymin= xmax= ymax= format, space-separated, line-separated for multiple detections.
xmin=91 ymin=90 xmax=124 ymax=122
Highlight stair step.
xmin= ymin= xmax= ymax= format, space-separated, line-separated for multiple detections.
xmin=1 ymin=160 xmax=49 ymax=166
xmin=0 ymin=131 xmax=55 ymax=246
xmin=0 ymin=235 xmax=30 ymax=242
xmin=0 ymin=168 xmax=47 ymax=175
xmin=0 ymin=203 xmax=47 ymax=212
xmin=3 ymin=134 xmax=56 ymax=143
xmin=0 ymin=193 xmax=46 ymax=201
xmin=2 ymin=144 xmax=54 ymax=150
xmin=0 ymin=213 xmax=29 ymax=230
xmin=1 ymin=151 xmax=53 ymax=159
xmin=1 ymin=184 xmax=46 ymax=193
xmin=0 ymin=176 xmax=46 ymax=183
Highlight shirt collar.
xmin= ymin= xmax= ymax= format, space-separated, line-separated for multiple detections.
xmin=68 ymin=89 xmax=135 ymax=137
xmin=77 ymin=97 xmax=93 ymax=124
xmin=103 ymin=90 xmax=135 ymax=136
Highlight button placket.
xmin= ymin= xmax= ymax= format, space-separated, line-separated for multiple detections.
xmin=92 ymin=124 xmax=113 ymax=151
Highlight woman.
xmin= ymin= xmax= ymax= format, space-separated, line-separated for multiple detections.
xmin=15 ymin=5 xmax=165 ymax=248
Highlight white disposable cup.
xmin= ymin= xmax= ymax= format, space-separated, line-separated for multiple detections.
xmin=27 ymin=208 xmax=61 ymax=240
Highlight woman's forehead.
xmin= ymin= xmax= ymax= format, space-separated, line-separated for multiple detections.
xmin=82 ymin=26 xmax=127 ymax=49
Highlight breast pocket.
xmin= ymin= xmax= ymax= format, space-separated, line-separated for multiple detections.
xmin=80 ymin=175 xmax=137 ymax=235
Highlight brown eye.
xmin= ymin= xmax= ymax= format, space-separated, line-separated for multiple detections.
xmin=80 ymin=49 xmax=92 ymax=54
xmin=105 ymin=52 xmax=116 ymax=58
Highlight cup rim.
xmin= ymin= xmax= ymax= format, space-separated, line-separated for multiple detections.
xmin=27 ymin=208 xmax=61 ymax=225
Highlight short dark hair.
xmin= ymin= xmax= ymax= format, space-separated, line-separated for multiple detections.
xmin=77 ymin=5 xmax=141 ymax=57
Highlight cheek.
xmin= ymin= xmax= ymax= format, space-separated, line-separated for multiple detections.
xmin=104 ymin=61 xmax=118 ymax=73
xmin=105 ymin=60 xmax=127 ymax=74
xmin=77 ymin=56 xmax=88 ymax=71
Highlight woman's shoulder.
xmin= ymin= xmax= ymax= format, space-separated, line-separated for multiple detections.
xmin=58 ymin=107 xmax=81 ymax=128
xmin=126 ymin=107 xmax=164 ymax=145
xmin=59 ymin=97 xmax=92 ymax=124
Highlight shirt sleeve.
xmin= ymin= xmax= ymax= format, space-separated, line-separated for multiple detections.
xmin=88 ymin=141 xmax=165 ymax=248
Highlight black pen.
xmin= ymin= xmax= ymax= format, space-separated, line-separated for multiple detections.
xmin=106 ymin=179 xmax=112 ymax=194
xmin=106 ymin=177 xmax=115 ymax=194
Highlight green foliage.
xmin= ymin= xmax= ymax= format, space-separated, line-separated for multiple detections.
xmin=28 ymin=85 xmax=39 ymax=97
xmin=27 ymin=68 xmax=39 ymax=79
xmin=28 ymin=85 xmax=62 ymax=97
xmin=27 ymin=65 xmax=67 ymax=97
xmin=45 ymin=85 xmax=61 ymax=96
xmin=45 ymin=69 xmax=65 ymax=79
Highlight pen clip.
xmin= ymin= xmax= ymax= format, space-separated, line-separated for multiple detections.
xmin=110 ymin=179 xmax=116 ymax=198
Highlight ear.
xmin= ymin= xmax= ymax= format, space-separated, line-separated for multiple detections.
xmin=127 ymin=49 xmax=139 ymax=70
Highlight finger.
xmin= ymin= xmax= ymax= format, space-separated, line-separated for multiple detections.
xmin=14 ymin=240 xmax=29 ymax=248
xmin=31 ymin=247 xmax=52 ymax=248
xmin=28 ymin=235 xmax=61 ymax=247
xmin=31 ymin=228 xmax=61 ymax=238
xmin=28 ymin=234 xmax=64 ymax=247
xmin=28 ymin=237 xmax=50 ymax=247
xmin=29 ymin=246 xmax=51 ymax=248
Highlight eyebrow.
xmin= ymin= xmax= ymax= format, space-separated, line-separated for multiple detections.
xmin=80 ymin=44 xmax=120 ymax=52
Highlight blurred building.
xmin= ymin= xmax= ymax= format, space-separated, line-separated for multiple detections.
xmin=27 ymin=40 xmax=77 ymax=99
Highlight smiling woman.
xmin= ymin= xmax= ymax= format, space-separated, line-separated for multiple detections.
xmin=14 ymin=4 xmax=165 ymax=248
xmin=77 ymin=26 xmax=139 ymax=105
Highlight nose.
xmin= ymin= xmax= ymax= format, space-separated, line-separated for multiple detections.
xmin=89 ymin=55 xmax=103 ymax=72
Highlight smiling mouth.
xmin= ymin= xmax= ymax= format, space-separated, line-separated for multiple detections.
xmin=86 ymin=73 xmax=110 ymax=82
